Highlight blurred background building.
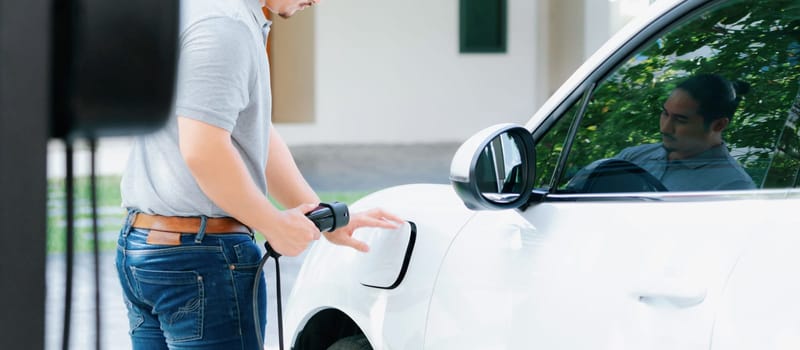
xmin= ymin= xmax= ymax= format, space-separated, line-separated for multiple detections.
xmin=270 ymin=0 xmax=660 ymax=145
xmin=48 ymin=0 xmax=660 ymax=174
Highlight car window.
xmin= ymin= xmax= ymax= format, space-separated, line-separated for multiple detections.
xmin=552 ymin=0 xmax=800 ymax=193
xmin=533 ymin=98 xmax=579 ymax=190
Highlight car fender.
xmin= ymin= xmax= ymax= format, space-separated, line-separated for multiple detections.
xmin=285 ymin=183 xmax=476 ymax=349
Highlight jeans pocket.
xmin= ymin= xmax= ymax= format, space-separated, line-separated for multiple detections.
xmin=232 ymin=241 xmax=263 ymax=273
xmin=131 ymin=267 xmax=204 ymax=343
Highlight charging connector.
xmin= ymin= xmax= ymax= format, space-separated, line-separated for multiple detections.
xmin=255 ymin=201 xmax=351 ymax=350
xmin=265 ymin=202 xmax=350 ymax=260
xmin=306 ymin=202 xmax=350 ymax=233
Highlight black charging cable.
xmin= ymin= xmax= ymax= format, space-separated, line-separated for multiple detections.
xmin=253 ymin=202 xmax=350 ymax=350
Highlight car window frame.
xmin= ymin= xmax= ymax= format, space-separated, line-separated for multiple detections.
xmin=528 ymin=0 xmax=799 ymax=203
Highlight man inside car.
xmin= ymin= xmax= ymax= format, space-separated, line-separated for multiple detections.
xmin=614 ymin=74 xmax=756 ymax=191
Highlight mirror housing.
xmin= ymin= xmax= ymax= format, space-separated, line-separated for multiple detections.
xmin=450 ymin=124 xmax=536 ymax=210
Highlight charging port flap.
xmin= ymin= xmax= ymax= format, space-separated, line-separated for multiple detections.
xmin=356 ymin=221 xmax=417 ymax=289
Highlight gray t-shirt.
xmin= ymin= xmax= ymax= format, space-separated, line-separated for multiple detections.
xmin=121 ymin=0 xmax=273 ymax=217
xmin=615 ymin=143 xmax=756 ymax=191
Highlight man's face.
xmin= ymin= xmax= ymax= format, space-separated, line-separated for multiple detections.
xmin=265 ymin=0 xmax=320 ymax=19
xmin=659 ymin=88 xmax=722 ymax=160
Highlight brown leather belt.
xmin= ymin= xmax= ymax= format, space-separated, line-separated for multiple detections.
xmin=132 ymin=213 xmax=252 ymax=246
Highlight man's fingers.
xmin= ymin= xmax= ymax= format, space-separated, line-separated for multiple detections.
xmin=373 ymin=209 xmax=404 ymax=224
xmin=328 ymin=232 xmax=369 ymax=252
xmin=359 ymin=216 xmax=402 ymax=229
xmin=299 ymin=202 xmax=321 ymax=214
xmin=363 ymin=208 xmax=403 ymax=221
xmin=343 ymin=237 xmax=369 ymax=253
xmin=353 ymin=209 xmax=404 ymax=228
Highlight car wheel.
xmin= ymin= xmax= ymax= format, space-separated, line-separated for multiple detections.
xmin=327 ymin=334 xmax=372 ymax=350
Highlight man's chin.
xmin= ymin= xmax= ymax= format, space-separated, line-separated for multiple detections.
xmin=661 ymin=138 xmax=677 ymax=149
xmin=279 ymin=4 xmax=310 ymax=18
xmin=277 ymin=8 xmax=298 ymax=18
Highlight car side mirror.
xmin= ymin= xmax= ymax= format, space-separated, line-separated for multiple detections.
xmin=450 ymin=124 xmax=536 ymax=210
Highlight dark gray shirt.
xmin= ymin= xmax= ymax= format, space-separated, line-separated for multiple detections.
xmin=615 ymin=143 xmax=756 ymax=191
xmin=121 ymin=0 xmax=273 ymax=216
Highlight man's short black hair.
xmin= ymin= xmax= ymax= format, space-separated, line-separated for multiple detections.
xmin=676 ymin=73 xmax=749 ymax=127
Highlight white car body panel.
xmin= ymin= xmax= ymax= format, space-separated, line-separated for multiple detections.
xmin=711 ymin=195 xmax=800 ymax=350
xmin=288 ymin=188 xmax=800 ymax=349
xmin=285 ymin=184 xmax=476 ymax=349
xmin=425 ymin=193 xmax=800 ymax=349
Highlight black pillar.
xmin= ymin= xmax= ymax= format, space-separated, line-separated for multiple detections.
xmin=0 ymin=0 xmax=51 ymax=348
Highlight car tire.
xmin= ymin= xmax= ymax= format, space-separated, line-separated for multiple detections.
xmin=327 ymin=334 xmax=372 ymax=350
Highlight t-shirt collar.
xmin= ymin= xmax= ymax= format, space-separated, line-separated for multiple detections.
xmin=247 ymin=1 xmax=271 ymax=26
xmin=245 ymin=0 xmax=272 ymax=40
xmin=658 ymin=143 xmax=728 ymax=169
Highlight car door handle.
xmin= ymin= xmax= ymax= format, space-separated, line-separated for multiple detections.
xmin=636 ymin=288 xmax=707 ymax=308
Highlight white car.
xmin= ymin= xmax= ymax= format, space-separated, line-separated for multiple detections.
xmin=285 ymin=0 xmax=800 ymax=348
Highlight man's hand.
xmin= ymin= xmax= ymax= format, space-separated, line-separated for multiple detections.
xmin=260 ymin=203 xmax=321 ymax=257
xmin=323 ymin=208 xmax=404 ymax=252
xmin=178 ymin=117 xmax=321 ymax=257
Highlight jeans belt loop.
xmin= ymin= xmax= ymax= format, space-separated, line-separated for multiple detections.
xmin=195 ymin=215 xmax=208 ymax=243
xmin=123 ymin=209 xmax=139 ymax=237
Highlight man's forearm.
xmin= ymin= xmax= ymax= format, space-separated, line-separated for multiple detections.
xmin=178 ymin=118 xmax=281 ymax=232
xmin=177 ymin=117 xmax=322 ymax=256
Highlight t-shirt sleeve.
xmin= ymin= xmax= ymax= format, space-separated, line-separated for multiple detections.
xmin=614 ymin=145 xmax=639 ymax=161
xmin=174 ymin=17 xmax=252 ymax=132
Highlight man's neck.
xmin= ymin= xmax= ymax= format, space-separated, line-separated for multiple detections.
xmin=667 ymin=142 xmax=722 ymax=161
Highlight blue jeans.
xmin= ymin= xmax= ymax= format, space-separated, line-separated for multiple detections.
xmin=115 ymin=212 xmax=267 ymax=350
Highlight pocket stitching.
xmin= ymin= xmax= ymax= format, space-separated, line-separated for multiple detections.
xmin=130 ymin=267 xmax=204 ymax=342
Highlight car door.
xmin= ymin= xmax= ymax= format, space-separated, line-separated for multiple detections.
xmin=425 ymin=0 xmax=800 ymax=348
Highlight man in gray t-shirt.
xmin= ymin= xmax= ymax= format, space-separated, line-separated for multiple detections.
xmin=116 ymin=0 xmax=402 ymax=348
xmin=569 ymin=74 xmax=755 ymax=192
xmin=122 ymin=0 xmax=275 ymax=218
xmin=617 ymin=74 xmax=755 ymax=191
xmin=615 ymin=142 xmax=754 ymax=191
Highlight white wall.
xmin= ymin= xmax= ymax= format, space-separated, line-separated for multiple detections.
xmin=588 ymin=0 xmax=661 ymax=57
xmin=584 ymin=0 xmax=613 ymax=58
xmin=275 ymin=0 xmax=541 ymax=146
xmin=270 ymin=7 xmax=315 ymax=123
